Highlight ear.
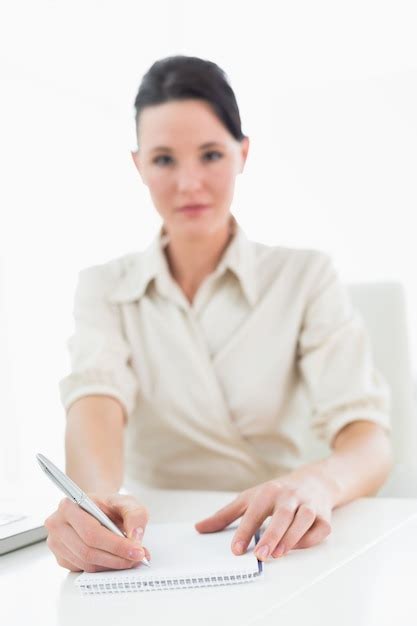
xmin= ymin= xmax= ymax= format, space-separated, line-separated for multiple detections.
xmin=131 ymin=149 xmax=140 ymax=171
xmin=131 ymin=149 xmax=144 ymax=183
xmin=238 ymin=136 xmax=250 ymax=174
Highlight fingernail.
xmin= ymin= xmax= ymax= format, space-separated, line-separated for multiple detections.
xmin=132 ymin=527 xmax=144 ymax=544
xmin=128 ymin=548 xmax=144 ymax=560
xmin=233 ymin=541 xmax=245 ymax=555
xmin=256 ymin=545 xmax=270 ymax=560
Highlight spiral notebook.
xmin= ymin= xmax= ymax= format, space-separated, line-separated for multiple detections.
xmin=75 ymin=522 xmax=263 ymax=594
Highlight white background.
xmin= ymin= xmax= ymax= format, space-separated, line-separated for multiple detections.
xmin=0 ymin=1 xmax=416 ymax=491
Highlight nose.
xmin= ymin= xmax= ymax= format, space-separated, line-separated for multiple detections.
xmin=175 ymin=163 xmax=204 ymax=193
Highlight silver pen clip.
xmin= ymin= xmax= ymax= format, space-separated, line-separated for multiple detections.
xmin=36 ymin=453 xmax=84 ymax=504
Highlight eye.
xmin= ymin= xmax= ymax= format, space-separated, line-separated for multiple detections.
xmin=152 ymin=155 xmax=173 ymax=166
xmin=203 ymin=150 xmax=223 ymax=162
xmin=152 ymin=151 xmax=224 ymax=167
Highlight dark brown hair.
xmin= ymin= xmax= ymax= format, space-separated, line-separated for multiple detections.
xmin=133 ymin=55 xmax=247 ymax=147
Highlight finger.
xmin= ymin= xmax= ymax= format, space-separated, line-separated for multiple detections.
xmin=270 ymin=504 xmax=316 ymax=557
xmin=47 ymin=533 xmax=84 ymax=572
xmin=55 ymin=522 xmax=144 ymax=570
xmin=254 ymin=500 xmax=301 ymax=561
xmin=60 ymin=498 xmax=145 ymax=562
xmin=57 ymin=540 xmax=136 ymax=573
xmin=194 ymin=497 xmax=246 ymax=534
xmin=104 ymin=494 xmax=149 ymax=545
xmin=292 ymin=517 xmax=332 ymax=550
xmin=56 ymin=556 xmax=83 ymax=572
xmin=53 ymin=539 xmax=119 ymax=573
xmin=232 ymin=490 xmax=278 ymax=556
xmin=48 ymin=531 xmax=120 ymax=573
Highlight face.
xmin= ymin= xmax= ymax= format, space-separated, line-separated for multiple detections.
xmin=131 ymin=99 xmax=249 ymax=240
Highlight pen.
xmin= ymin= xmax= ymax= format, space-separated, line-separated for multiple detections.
xmin=36 ymin=453 xmax=150 ymax=567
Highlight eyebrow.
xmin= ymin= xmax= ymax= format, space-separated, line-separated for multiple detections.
xmin=150 ymin=141 xmax=225 ymax=153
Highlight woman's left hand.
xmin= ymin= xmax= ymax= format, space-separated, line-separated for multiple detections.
xmin=194 ymin=465 xmax=336 ymax=561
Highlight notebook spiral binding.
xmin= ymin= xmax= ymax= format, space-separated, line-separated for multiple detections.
xmin=78 ymin=569 xmax=263 ymax=595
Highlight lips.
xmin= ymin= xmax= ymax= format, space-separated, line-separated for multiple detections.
xmin=178 ymin=204 xmax=210 ymax=211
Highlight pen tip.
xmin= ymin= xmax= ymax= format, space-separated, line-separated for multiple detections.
xmin=142 ymin=557 xmax=151 ymax=567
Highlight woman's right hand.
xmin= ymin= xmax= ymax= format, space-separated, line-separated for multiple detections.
xmin=44 ymin=493 xmax=151 ymax=572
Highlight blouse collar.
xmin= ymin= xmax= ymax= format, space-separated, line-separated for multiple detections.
xmin=109 ymin=215 xmax=257 ymax=307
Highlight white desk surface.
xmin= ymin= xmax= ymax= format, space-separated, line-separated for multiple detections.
xmin=1 ymin=484 xmax=417 ymax=626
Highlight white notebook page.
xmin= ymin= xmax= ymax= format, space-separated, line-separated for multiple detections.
xmin=76 ymin=523 xmax=262 ymax=592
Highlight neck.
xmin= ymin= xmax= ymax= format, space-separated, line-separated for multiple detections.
xmin=164 ymin=220 xmax=233 ymax=303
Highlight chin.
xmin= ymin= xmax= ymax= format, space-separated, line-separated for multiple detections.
xmin=170 ymin=211 xmax=228 ymax=239
xmin=177 ymin=224 xmax=214 ymax=240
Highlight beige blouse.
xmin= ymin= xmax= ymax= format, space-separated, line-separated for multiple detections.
xmin=58 ymin=218 xmax=391 ymax=491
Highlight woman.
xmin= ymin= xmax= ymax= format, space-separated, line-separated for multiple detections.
xmin=45 ymin=55 xmax=393 ymax=573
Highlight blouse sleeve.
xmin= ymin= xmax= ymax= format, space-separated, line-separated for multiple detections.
xmin=297 ymin=251 xmax=392 ymax=448
xmin=58 ymin=264 xmax=139 ymax=422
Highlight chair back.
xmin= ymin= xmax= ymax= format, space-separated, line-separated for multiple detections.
xmin=303 ymin=281 xmax=417 ymax=496
xmin=348 ymin=282 xmax=417 ymax=496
